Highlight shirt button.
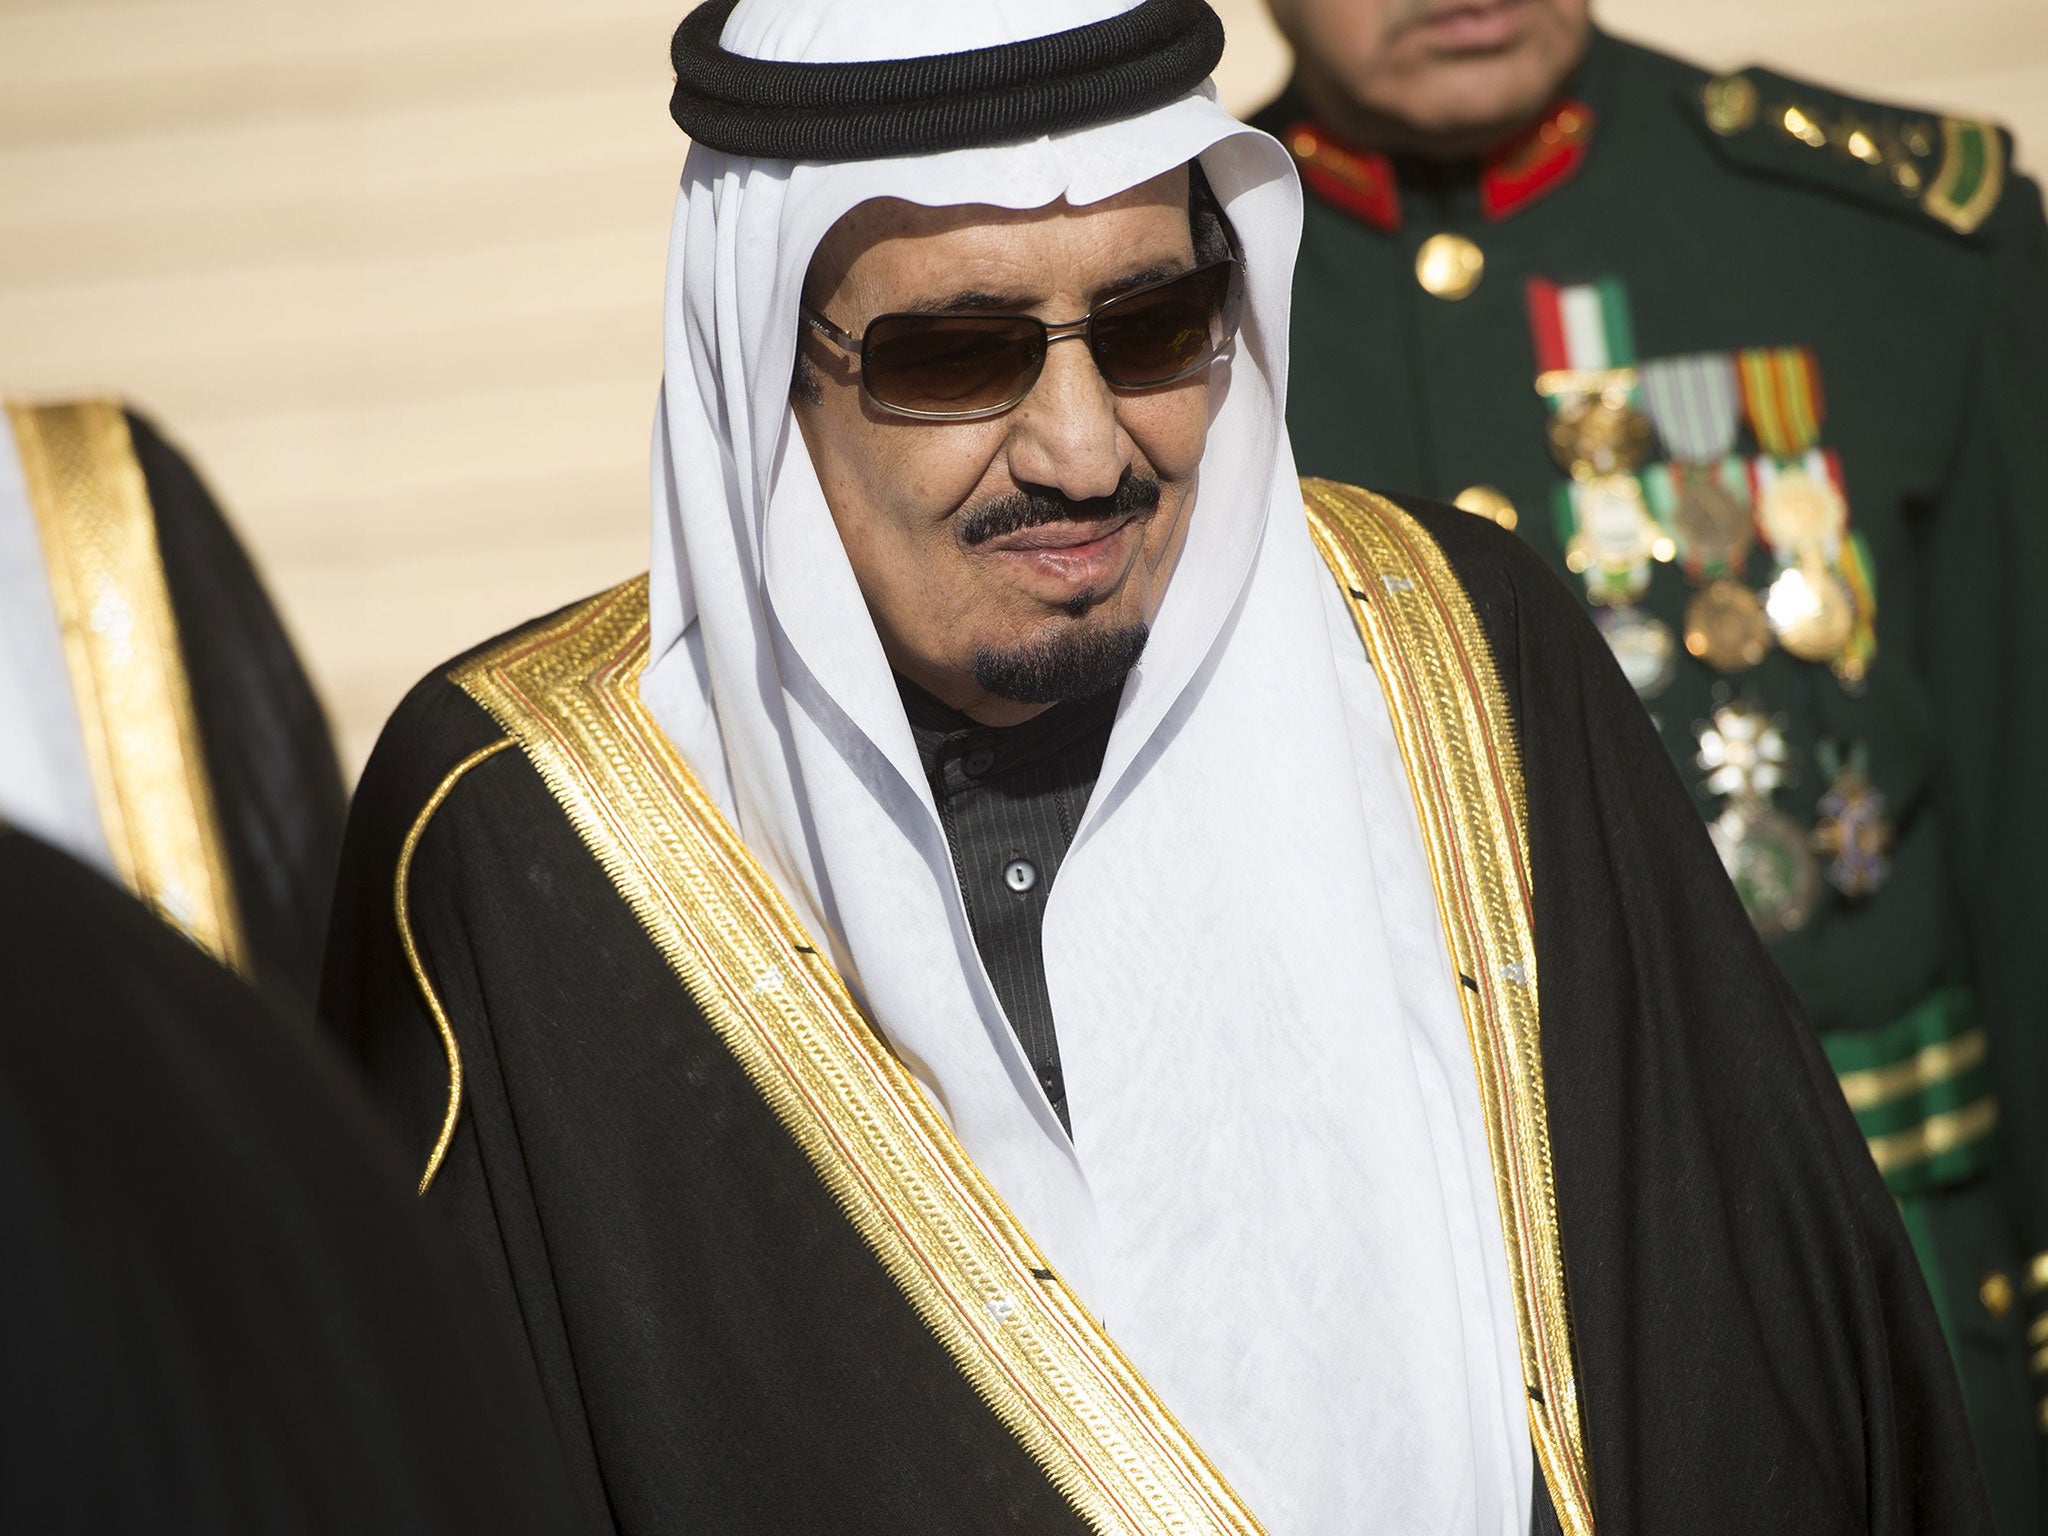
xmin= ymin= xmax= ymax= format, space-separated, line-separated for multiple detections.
xmin=962 ymin=745 xmax=996 ymax=778
xmin=1003 ymin=858 xmax=1038 ymax=893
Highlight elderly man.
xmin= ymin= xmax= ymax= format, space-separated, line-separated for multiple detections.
xmin=323 ymin=1 xmax=1987 ymax=1530
xmin=1252 ymin=2 xmax=2048 ymax=1523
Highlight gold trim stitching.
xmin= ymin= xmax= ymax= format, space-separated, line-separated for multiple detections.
xmin=1301 ymin=479 xmax=1594 ymax=1535
xmin=453 ymin=583 xmax=1264 ymax=1536
xmin=395 ymin=735 xmax=514 ymax=1196
xmin=6 ymin=399 xmax=247 ymax=973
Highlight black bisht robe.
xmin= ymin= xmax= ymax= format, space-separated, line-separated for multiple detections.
xmin=322 ymin=487 xmax=1990 ymax=1533
xmin=0 ymin=831 xmax=584 ymax=1535
xmin=131 ymin=409 xmax=349 ymax=1009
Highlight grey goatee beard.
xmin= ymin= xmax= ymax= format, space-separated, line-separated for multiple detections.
xmin=971 ymin=621 xmax=1150 ymax=705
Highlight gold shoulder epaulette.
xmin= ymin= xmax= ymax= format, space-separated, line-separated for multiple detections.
xmin=1697 ymin=68 xmax=2007 ymax=237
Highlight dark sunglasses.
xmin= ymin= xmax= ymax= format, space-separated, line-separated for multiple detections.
xmin=799 ymin=258 xmax=1245 ymax=422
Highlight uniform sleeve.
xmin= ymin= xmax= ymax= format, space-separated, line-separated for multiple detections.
xmin=1918 ymin=168 xmax=2048 ymax=1355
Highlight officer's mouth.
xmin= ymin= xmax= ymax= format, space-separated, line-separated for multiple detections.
xmin=1404 ymin=0 xmax=1535 ymax=53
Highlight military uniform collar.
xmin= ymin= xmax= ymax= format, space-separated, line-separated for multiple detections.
xmin=1278 ymin=28 xmax=1616 ymax=232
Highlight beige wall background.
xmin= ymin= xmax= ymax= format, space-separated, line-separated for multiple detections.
xmin=3 ymin=0 xmax=2043 ymax=773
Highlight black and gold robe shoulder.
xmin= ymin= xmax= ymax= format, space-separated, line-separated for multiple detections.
xmin=6 ymin=399 xmax=346 ymax=1009
xmin=0 ymin=829 xmax=584 ymax=1535
xmin=321 ymin=481 xmax=1989 ymax=1534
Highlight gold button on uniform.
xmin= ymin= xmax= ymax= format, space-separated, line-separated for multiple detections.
xmin=1982 ymin=1270 xmax=2016 ymax=1321
xmin=1416 ymin=233 xmax=1484 ymax=300
xmin=1454 ymin=484 xmax=1518 ymax=531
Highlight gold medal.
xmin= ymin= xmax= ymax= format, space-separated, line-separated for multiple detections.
xmin=1764 ymin=556 xmax=1855 ymax=661
xmin=1757 ymin=469 xmax=1847 ymax=554
xmin=1547 ymin=393 xmax=1654 ymax=477
xmin=1683 ymin=580 xmax=1771 ymax=672
xmin=1673 ymin=473 xmax=1753 ymax=572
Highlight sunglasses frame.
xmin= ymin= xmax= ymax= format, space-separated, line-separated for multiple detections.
xmin=799 ymin=256 xmax=1245 ymax=422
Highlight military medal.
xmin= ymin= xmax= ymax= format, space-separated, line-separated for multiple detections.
xmin=1696 ymin=699 xmax=1787 ymax=800
xmin=1695 ymin=700 xmax=1820 ymax=939
xmin=1547 ymin=392 xmax=1653 ymax=476
xmin=1529 ymin=279 xmax=1652 ymax=476
xmin=1559 ymin=473 xmax=1668 ymax=603
xmin=1833 ymin=535 xmax=1879 ymax=687
xmin=1683 ymin=579 xmax=1771 ymax=672
xmin=1738 ymin=348 xmax=1826 ymax=460
xmin=1710 ymin=800 xmax=1822 ymax=941
xmin=1529 ymin=276 xmax=1669 ymax=605
xmin=1812 ymin=743 xmax=1893 ymax=898
xmin=1763 ymin=551 xmax=1856 ymax=661
xmin=1645 ymin=460 xmax=1754 ymax=580
xmin=1756 ymin=465 xmax=1848 ymax=554
xmin=1739 ymin=352 xmax=1876 ymax=682
xmin=1674 ymin=473 xmax=1753 ymax=570
xmin=1597 ymin=604 xmax=1678 ymax=698
xmin=1750 ymin=453 xmax=1862 ymax=666
xmin=1639 ymin=354 xmax=1755 ymax=579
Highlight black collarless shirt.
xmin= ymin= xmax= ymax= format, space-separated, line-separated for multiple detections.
xmin=899 ymin=679 xmax=1119 ymax=1137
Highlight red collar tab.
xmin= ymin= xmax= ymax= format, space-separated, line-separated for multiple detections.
xmin=1284 ymin=120 xmax=1400 ymax=232
xmin=1481 ymin=98 xmax=1594 ymax=220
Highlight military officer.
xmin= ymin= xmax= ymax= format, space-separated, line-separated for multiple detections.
xmin=1254 ymin=0 xmax=2048 ymax=1527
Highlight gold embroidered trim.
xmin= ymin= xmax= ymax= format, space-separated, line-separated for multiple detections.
xmin=1834 ymin=1026 xmax=1988 ymax=1112
xmin=7 ymin=399 xmax=247 ymax=973
xmin=453 ymin=582 xmax=1264 ymax=1536
xmin=1863 ymin=1096 xmax=1999 ymax=1177
xmin=396 ymin=736 xmax=515 ymax=1196
xmin=1301 ymin=479 xmax=1594 ymax=1535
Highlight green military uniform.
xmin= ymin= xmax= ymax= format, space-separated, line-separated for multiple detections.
xmin=1258 ymin=28 xmax=2048 ymax=1530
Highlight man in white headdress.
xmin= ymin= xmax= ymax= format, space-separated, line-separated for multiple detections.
xmin=321 ymin=1 xmax=1989 ymax=1531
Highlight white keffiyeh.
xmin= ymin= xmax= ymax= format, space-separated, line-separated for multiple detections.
xmin=638 ymin=2 xmax=1532 ymax=1528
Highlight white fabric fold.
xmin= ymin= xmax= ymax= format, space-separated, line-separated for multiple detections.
xmin=0 ymin=411 xmax=112 ymax=874
xmin=638 ymin=1 xmax=1532 ymax=1528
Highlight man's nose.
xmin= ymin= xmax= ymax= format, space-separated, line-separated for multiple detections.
xmin=1002 ymin=333 xmax=1130 ymax=502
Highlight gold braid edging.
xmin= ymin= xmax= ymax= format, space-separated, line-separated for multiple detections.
xmin=395 ymin=735 xmax=514 ymax=1195
xmin=6 ymin=399 xmax=248 ymax=973
xmin=453 ymin=581 xmax=1265 ymax=1536
xmin=1302 ymin=479 xmax=1594 ymax=1534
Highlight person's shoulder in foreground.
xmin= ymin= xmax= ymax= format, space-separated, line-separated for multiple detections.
xmin=321 ymin=0 xmax=1998 ymax=1531
xmin=0 ymin=827 xmax=584 ymax=1536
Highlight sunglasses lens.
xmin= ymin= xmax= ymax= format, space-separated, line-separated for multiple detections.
xmin=1090 ymin=262 xmax=1242 ymax=388
xmin=860 ymin=314 xmax=1044 ymax=417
